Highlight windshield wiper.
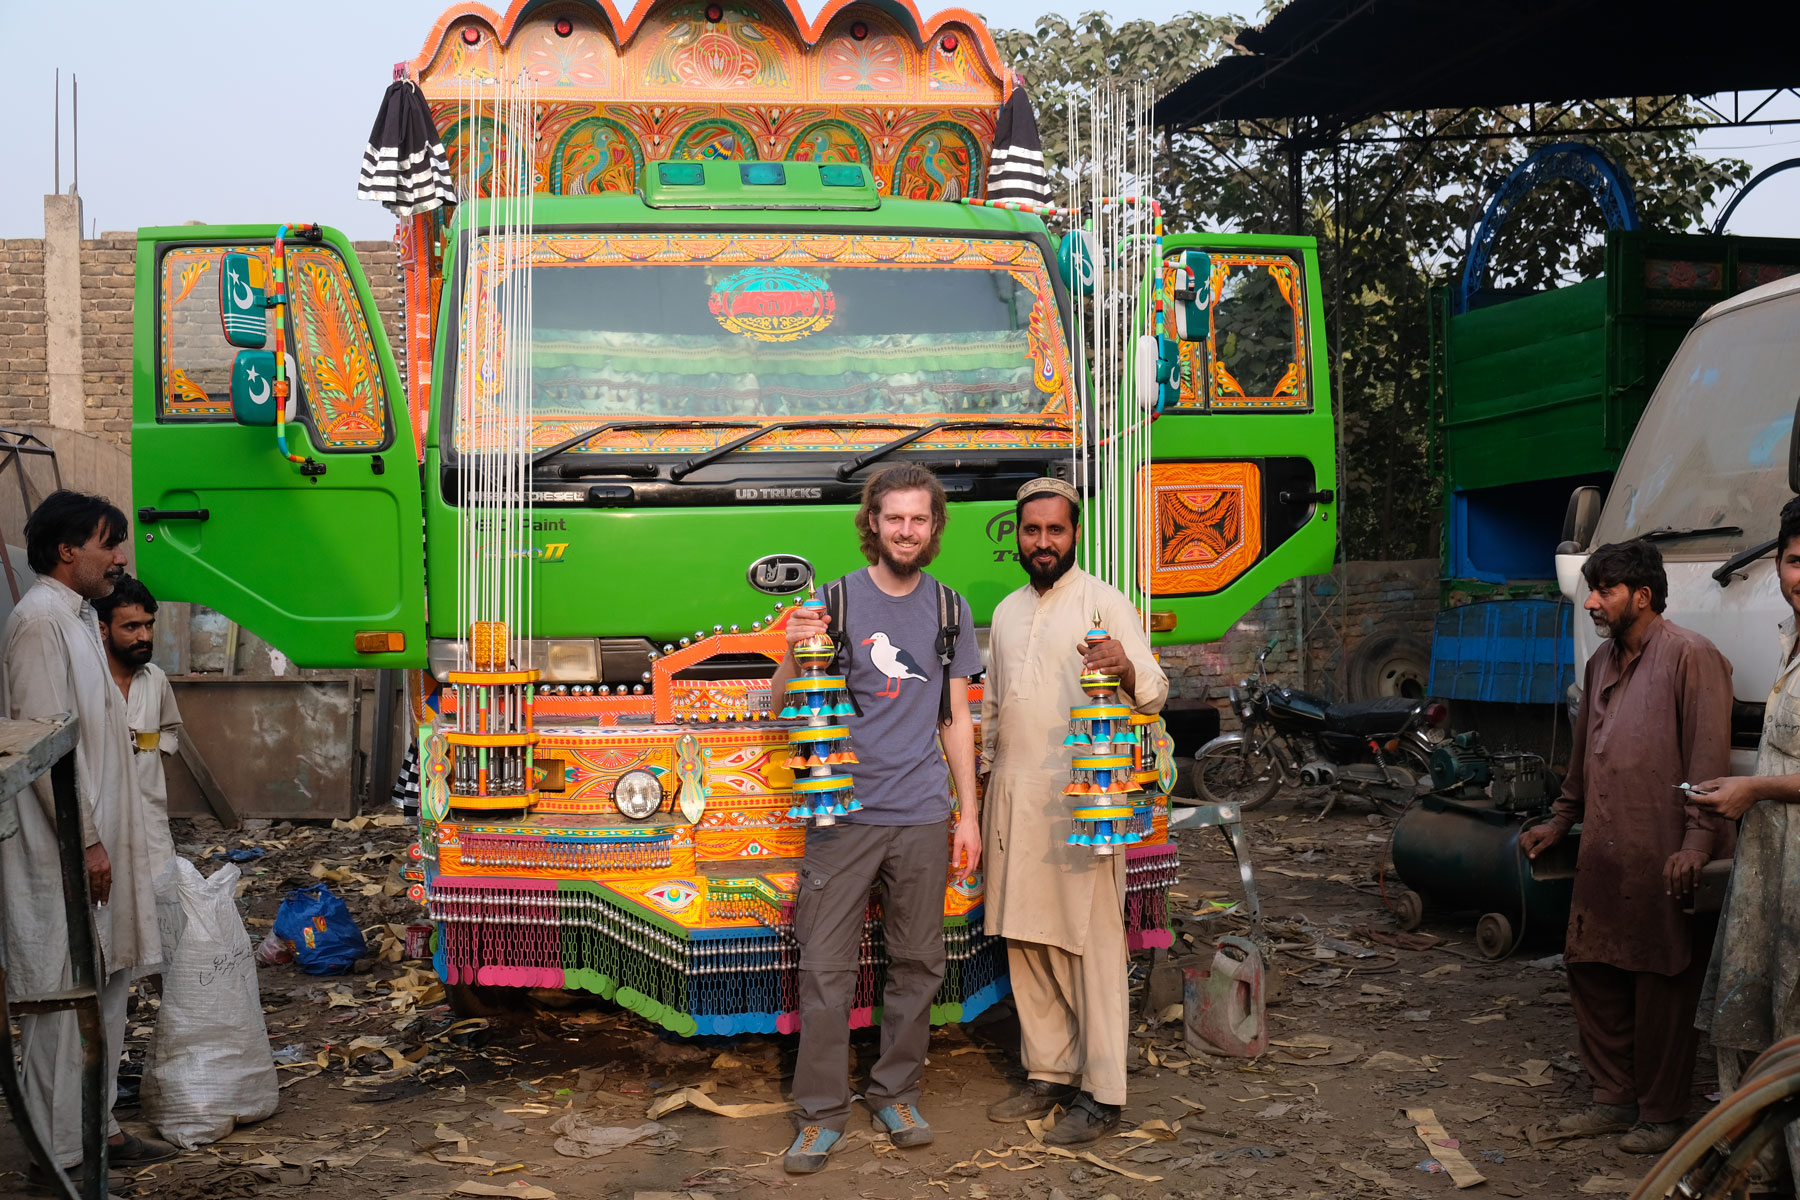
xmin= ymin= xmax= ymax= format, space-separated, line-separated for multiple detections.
xmin=1714 ymin=536 xmax=1778 ymax=587
xmin=1639 ymin=524 xmax=1744 ymax=543
xmin=668 ymin=420 xmax=906 ymax=482
xmin=529 ymin=420 xmax=757 ymax=471
xmin=832 ymin=419 xmax=1063 ymax=482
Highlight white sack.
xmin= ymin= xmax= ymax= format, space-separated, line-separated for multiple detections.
xmin=141 ymin=858 xmax=278 ymax=1147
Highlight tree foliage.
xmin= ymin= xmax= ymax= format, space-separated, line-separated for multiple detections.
xmin=995 ymin=11 xmax=1751 ymax=562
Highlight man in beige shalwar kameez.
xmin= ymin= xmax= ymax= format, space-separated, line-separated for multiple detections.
xmin=980 ymin=478 xmax=1167 ymax=1145
xmin=0 ymin=492 xmax=172 ymax=1177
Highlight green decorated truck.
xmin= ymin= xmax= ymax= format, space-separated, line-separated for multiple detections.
xmin=130 ymin=0 xmax=1336 ymax=1034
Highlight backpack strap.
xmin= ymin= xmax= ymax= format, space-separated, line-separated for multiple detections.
xmin=822 ymin=578 xmax=864 ymax=719
xmin=934 ymin=580 xmax=963 ymax=725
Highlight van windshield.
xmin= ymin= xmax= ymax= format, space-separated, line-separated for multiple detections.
xmin=449 ymin=230 xmax=1075 ymax=457
xmin=1593 ymin=290 xmax=1800 ymax=557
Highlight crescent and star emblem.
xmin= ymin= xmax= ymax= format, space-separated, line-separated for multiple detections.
xmin=244 ymin=363 xmax=271 ymax=406
xmin=228 ymin=265 xmax=255 ymax=309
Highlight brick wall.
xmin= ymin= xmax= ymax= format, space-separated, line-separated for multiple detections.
xmin=0 ymin=239 xmax=48 ymax=427
xmin=80 ymin=235 xmax=135 ymax=442
xmin=0 ymin=232 xmax=408 ymax=451
xmin=1160 ymin=558 xmax=1439 ymax=730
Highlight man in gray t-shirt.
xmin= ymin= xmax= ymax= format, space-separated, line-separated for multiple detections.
xmin=832 ymin=565 xmax=981 ymax=824
xmin=768 ymin=464 xmax=982 ymax=1173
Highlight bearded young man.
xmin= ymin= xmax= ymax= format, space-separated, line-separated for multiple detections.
xmin=768 ymin=463 xmax=982 ymax=1174
xmin=0 ymin=491 xmax=175 ymax=1184
xmin=1521 ymin=538 xmax=1734 ymax=1154
xmin=979 ymin=478 xmax=1167 ymax=1144
xmin=94 ymin=575 xmax=182 ymax=879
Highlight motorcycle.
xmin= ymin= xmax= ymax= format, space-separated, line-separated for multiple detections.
xmin=1191 ymin=638 xmax=1448 ymax=816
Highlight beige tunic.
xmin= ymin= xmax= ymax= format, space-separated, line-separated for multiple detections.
xmin=0 ymin=577 xmax=161 ymax=996
xmin=124 ymin=661 xmax=181 ymax=876
xmin=980 ymin=568 xmax=1168 ymax=954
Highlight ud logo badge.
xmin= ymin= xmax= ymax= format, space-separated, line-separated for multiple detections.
xmin=748 ymin=554 xmax=813 ymax=595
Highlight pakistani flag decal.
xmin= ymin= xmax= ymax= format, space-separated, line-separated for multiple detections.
xmin=219 ymin=251 xmax=267 ymax=349
xmin=230 ymin=350 xmax=278 ymax=426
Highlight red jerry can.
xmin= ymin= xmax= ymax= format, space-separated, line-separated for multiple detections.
xmin=1182 ymin=934 xmax=1267 ymax=1058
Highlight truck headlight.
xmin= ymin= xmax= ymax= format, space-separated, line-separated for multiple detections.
xmin=613 ymin=770 xmax=663 ymax=820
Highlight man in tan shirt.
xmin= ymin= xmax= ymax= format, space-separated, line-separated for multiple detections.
xmin=1522 ymin=539 xmax=1734 ymax=1154
xmin=980 ymin=478 xmax=1167 ymax=1145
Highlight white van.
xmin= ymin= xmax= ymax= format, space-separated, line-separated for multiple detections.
xmin=1557 ymin=273 xmax=1800 ymax=773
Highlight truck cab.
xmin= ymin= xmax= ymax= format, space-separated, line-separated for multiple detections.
xmin=130 ymin=0 xmax=1339 ymax=1034
xmin=1558 ymin=273 xmax=1800 ymax=771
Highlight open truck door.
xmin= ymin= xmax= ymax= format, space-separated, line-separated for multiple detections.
xmin=1139 ymin=234 xmax=1338 ymax=644
xmin=132 ymin=225 xmax=424 ymax=668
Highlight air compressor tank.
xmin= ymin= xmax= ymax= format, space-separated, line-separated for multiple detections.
xmin=1389 ymin=793 xmax=1579 ymax=959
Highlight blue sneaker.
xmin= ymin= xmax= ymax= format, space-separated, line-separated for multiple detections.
xmin=783 ymin=1125 xmax=841 ymax=1174
xmin=872 ymin=1102 xmax=934 ymax=1147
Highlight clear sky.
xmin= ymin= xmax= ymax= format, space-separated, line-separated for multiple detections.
xmin=1 ymin=0 xmax=1793 ymax=243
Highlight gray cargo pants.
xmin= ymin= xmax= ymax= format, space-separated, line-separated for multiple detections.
xmin=790 ymin=820 xmax=950 ymax=1132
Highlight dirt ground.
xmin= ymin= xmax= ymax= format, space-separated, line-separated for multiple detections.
xmin=2 ymin=788 xmax=1727 ymax=1200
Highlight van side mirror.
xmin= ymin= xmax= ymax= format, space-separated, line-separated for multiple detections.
xmin=218 ymin=252 xmax=267 ymax=349
xmin=230 ymin=351 xmax=279 ymax=425
xmin=1562 ymin=485 xmax=1604 ymax=550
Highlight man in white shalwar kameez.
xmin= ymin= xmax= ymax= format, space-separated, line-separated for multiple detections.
xmin=0 ymin=492 xmax=173 ymax=1176
xmin=96 ymin=575 xmax=181 ymax=878
xmin=980 ymin=478 xmax=1168 ymax=1145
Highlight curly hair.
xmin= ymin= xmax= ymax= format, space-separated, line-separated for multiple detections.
xmin=855 ymin=463 xmax=947 ymax=567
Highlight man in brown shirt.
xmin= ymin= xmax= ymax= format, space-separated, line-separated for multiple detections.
xmin=1522 ymin=539 xmax=1734 ymax=1154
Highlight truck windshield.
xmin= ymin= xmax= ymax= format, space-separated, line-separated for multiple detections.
xmin=450 ymin=230 xmax=1074 ymax=456
xmin=1593 ymin=290 xmax=1800 ymax=558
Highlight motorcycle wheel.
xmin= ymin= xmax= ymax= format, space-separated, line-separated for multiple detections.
xmin=1369 ymin=740 xmax=1434 ymax=818
xmin=1193 ymin=740 xmax=1282 ymax=810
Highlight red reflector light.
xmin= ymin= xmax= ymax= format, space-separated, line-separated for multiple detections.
xmin=1424 ymin=702 xmax=1449 ymax=727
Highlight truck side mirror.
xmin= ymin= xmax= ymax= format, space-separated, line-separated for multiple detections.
xmin=1170 ymin=250 xmax=1211 ymax=342
xmin=1562 ymin=485 xmax=1604 ymax=550
xmin=219 ymin=252 xmax=268 ymax=349
xmin=230 ymin=350 xmax=279 ymax=425
xmin=1790 ymin=392 xmax=1800 ymax=494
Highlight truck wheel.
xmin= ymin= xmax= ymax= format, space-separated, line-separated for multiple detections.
xmin=1347 ymin=634 xmax=1431 ymax=702
xmin=1476 ymin=912 xmax=1515 ymax=960
xmin=447 ymin=982 xmax=517 ymax=1019
xmin=1393 ymin=888 xmax=1424 ymax=932
xmin=1193 ymin=742 xmax=1281 ymax=810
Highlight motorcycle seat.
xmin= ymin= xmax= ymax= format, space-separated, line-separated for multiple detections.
xmin=1323 ymin=696 xmax=1420 ymax=736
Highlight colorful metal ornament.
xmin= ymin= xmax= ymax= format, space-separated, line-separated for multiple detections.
xmin=1063 ymin=625 xmax=1144 ymax=854
xmin=781 ymin=595 xmax=862 ymax=825
xmin=674 ymin=732 xmax=710 ymax=825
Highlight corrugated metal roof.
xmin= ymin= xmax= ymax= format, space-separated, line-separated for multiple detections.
xmin=1157 ymin=0 xmax=1800 ymax=132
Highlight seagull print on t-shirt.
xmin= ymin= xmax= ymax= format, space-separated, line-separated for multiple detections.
xmin=862 ymin=632 xmax=928 ymax=698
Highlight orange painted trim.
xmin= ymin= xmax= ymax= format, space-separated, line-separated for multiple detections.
xmin=406 ymin=0 xmax=1010 ymax=94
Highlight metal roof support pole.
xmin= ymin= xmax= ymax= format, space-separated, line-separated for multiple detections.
xmin=1287 ymin=140 xmax=1304 ymax=236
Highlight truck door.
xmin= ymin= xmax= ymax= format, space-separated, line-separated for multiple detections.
xmin=132 ymin=225 xmax=425 ymax=668
xmin=1140 ymin=234 xmax=1339 ymax=644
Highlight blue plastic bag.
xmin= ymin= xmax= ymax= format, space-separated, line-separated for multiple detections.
xmin=272 ymin=883 xmax=366 ymax=975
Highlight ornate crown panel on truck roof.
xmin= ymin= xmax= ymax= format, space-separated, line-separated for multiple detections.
xmin=408 ymin=0 xmax=1009 ymax=202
